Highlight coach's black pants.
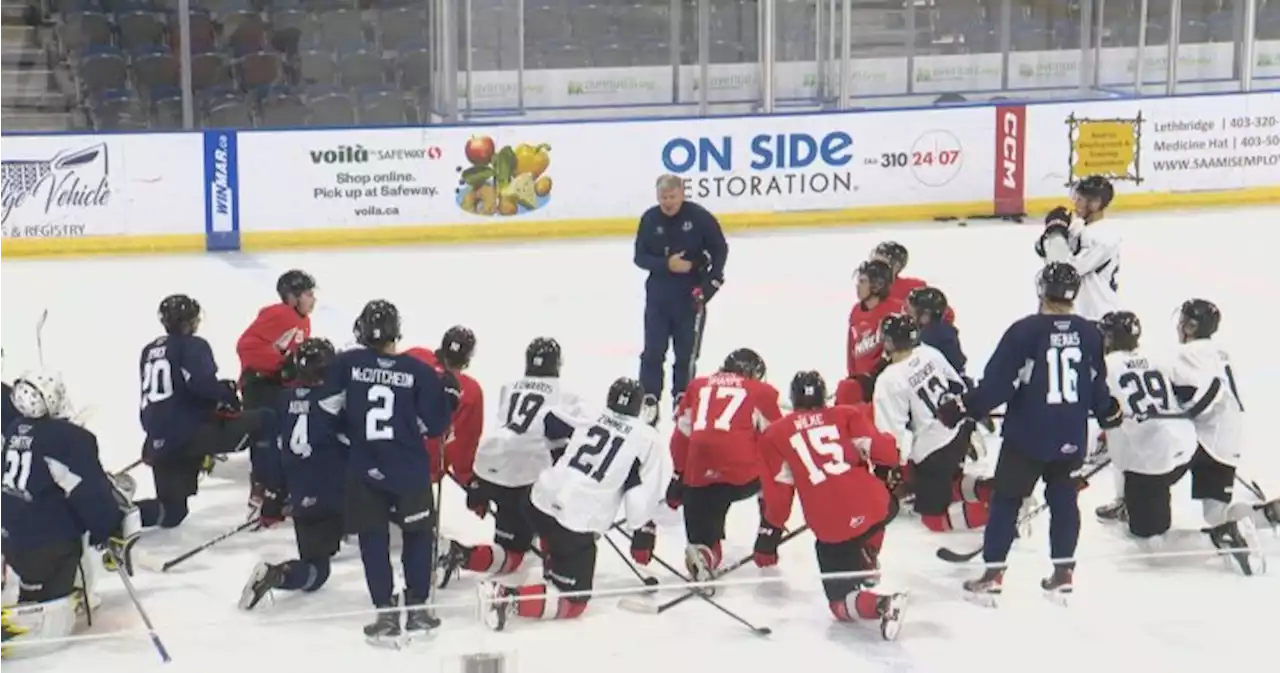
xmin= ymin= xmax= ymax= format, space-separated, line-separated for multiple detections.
xmin=639 ymin=290 xmax=705 ymax=402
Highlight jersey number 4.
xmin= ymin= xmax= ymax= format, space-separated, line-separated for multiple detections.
xmin=788 ymin=425 xmax=854 ymax=485
xmin=567 ymin=426 xmax=624 ymax=482
xmin=289 ymin=414 xmax=312 ymax=459
xmin=2 ymin=450 xmax=33 ymax=492
xmin=140 ymin=359 xmax=174 ymax=410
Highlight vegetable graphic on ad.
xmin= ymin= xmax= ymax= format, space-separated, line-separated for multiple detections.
xmin=456 ymin=137 xmax=552 ymax=217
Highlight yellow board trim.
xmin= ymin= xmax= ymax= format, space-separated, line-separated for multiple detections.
xmin=1 ymin=234 xmax=206 ymax=259
xmin=2 ymin=186 xmax=1278 ymax=259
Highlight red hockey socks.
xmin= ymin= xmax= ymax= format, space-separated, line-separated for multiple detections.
xmin=922 ymin=502 xmax=990 ymax=532
xmin=465 ymin=545 xmax=526 ymax=574
xmin=511 ymin=585 xmax=588 ymax=620
xmin=828 ymin=590 xmax=883 ymax=622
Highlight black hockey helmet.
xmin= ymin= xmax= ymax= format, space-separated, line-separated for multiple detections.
xmin=1073 ymin=175 xmax=1115 ymax=210
xmin=1036 ymin=262 xmax=1081 ymax=303
xmin=722 ymin=348 xmax=766 ymax=380
xmin=525 ymin=337 xmax=562 ymax=377
xmin=293 ymin=337 xmax=336 ymax=384
xmin=1179 ymin=299 xmax=1220 ymax=340
xmin=789 ymin=370 xmax=827 ymax=411
xmin=856 ymin=260 xmax=893 ymax=300
xmin=276 ymin=269 xmax=316 ymax=301
xmin=354 ymin=299 xmax=401 ymax=348
xmin=438 ymin=325 xmax=476 ymax=369
xmin=872 ymin=241 xmax=909 ymax=273
xmin=880 ymin=313 xmax=920 ymax=355
xmin=606 ymin=377 xmax=645 ymax=418
xmin=158 ymin=294 xmax=201 ymax=335
xmin=907 ymin=286 xmax=948 ymax=322
xmin=1098 ymin=311 xmax=1141 ymax=353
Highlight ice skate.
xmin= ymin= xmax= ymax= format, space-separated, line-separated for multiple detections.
xmin=877 ymin=592 xmax=909 ymax=641
xmin=684 ymin=544 xmax=717 ymax=597
xmin=403 ymin=592 xmax=441 ymax=642
xmin=962 ymin=567 xmax=1004 ymax=608
xmin=363 ymin=596 xmax=402 ymax=648
xmin=238 ymin=562 xmax=285 ymax=610
xmin=1040 ymin=565 xmax=1073 ymax=606
xmin=477 ymin=581 xmax=515 ymax=632
xmin=435 ymin=539 xmax=469 ymax=589
xmin=1206 ymin=518 xmax=1266 ymax=576
xmin=1095 ymin=498 xmax=1127 ymax=523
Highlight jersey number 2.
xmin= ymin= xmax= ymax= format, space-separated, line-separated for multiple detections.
xmin=788 ymin=425 xmax=852 ymax=485
xmin=567 ymin=426 xmax=624 ymax=482
xmin=2 ymin=450 xmax=32 ymax=492
xmin=366 ymin=384 xmax=395 ymax=440
xmin=1045 ymin=345 xmax=1082 ymax=405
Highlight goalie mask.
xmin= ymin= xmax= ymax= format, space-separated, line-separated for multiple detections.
xmin=10 ymin=371 xmax=68 ymax=420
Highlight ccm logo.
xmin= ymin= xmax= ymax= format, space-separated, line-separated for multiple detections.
xmin=1000 ymin=111 xmax=1020 ymax=189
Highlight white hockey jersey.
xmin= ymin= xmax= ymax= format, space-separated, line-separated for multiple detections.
xmin=1169 ymin=339 xmax=1245 ymax=466
xmin=1103 ymin=349 xmax=1196 ymax=475
xmin=872 ymin=344 xmax=967 ymax=465
xmin=530 ymin=409 xmax=669 ymax=535
xmin=473 ymin=376 xmax=586 ymax=488
xmin=1043 ymin=218 xmax=1121 ymax=321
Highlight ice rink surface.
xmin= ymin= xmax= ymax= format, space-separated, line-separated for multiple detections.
xmin=3 ymin=207 xmax=1278 ymax=673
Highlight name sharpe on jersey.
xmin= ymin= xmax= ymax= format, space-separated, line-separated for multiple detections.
xmin=350 ymin=366 xmax=415 ymax=388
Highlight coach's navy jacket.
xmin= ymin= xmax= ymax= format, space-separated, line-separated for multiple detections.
xmin=633 ymin=201 xmax=728 ymax=303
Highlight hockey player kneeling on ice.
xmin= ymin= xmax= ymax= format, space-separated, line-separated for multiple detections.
xmin=438 ymin=337 xmax=584 ymax=587
xmin=872 ymin=315 xmax=992 ymax=532
xmin=1 ymin=372 xmax=140 ymax=659
xmin=638 ymin=348 xmax=782 ymax=594
xmin=135 ymin=294 xmax=273 ymax=530
xmin=754 ymin=371 xmax=908 ymax=641
xmin=478 ymin=377 xmax=668 ymax=631
xmin=332 ymin=300 xmax=458 ymax=646
xmin=1126 ymin=300 xmax=1263 ymax=575
xmin=240 ymin=338 xmax=349 ymax=610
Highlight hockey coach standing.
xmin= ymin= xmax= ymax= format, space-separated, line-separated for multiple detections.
xmin=634 ymin=174 xmax=728 ymax=425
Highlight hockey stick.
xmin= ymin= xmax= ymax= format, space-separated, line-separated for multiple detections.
xmin=687 ymin=298 xmax=706 ymax=385
xmin=1234 ymin=475 xmax=1280 ymax=526
xmin=936 ymin=458 xmax=1112 ymax=563
xmin=35 ymin=309 xmax=48 ymax=367
xmin=618 ymin=525 xmax=810 ymax=633
xmin=109 ymin=551 xmax=172 ymax=663
xmin=157 ymin=518 xmax=261 ymax=572
xmin=599 ymin=529 xmax=659 ymax=593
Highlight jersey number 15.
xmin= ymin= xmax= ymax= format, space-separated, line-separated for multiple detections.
xmin=788 ymin=425 xmax=854 ymax=485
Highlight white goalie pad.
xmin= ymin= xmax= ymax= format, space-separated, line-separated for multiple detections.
xmin=1 ymin=595 xmax=76 ymax=660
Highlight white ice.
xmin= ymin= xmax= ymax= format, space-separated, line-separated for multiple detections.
xmin=2 ymin=207 xmax=1278 ymax=673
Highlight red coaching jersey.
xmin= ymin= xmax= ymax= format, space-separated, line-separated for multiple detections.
xmin=404 ymin=347 xmax=484 ymax=484
xmin=237 ymin=303 xmax=310 ymax=378
xmin=757 ymin=405 xmax=899 ymax=544
xmin=671 ymin=372 xmax=783 ymax=487
xmin=847 ymin=297 xmax=905 ymax=378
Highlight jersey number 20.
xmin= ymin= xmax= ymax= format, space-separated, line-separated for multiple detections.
xmin=140 ymin=359 xmax=174 ymax=410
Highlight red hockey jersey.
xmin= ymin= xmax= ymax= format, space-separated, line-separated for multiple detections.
xmin=404 ymin=347 xmax=484 ymax=484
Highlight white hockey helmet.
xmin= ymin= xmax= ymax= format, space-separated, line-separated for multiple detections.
xmin=11 ymin=370 xmax=68 ymax=419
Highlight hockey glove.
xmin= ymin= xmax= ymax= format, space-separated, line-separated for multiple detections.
xmin=875 ymin=465 xmax=909 ymax=498
xmin=258 ymin=488 xmax=287 ymax=528
xmin=664 ymin=474 xmax=684 ymax=509
xmin=753 ymin=523 xmax=783 ymax=568
xmin=936 ymin=397 xmax=968 ymax=429
xmin=465 ymin=477 xmax=490 ymax=519
xmin=100 ymin=507 xmax=142 ymax=576
xmin=441 ymin=370 xmax=463 ymax=410
xmin=216 ymin=379 xmax=243 ymax=416
xmin=630 ymin=521 xmax=657 ymax=565
xmin=1044 ymin=205 xmax=1071 ymax=228
xmin=1097 ymin=397 xmax=1124 ymax=430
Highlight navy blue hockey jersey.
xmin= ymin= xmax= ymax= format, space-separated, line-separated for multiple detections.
xmin=965 ymin=313 xmax=1110 ymax=460
xmin=139 ymin=334 xmax=231 ymax=457
xmin=2 ymin=417 xmax=121 ymax=552
xmin=266 ymin=385 xmax=350 ymax=514
xmin=921 ymin=321 xmax=967 ymax=375
xmin=330 ymin=349 xmax=453 ymax=494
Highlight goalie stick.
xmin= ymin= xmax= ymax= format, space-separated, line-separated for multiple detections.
xmin=617 ymin=525 xmax=810 ymax=635
xmin=936 ymin=459 xmax=1111 ymax=563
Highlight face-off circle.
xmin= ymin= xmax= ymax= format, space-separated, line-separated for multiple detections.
xmin=909 ymin=129 xmax=965 ymax=187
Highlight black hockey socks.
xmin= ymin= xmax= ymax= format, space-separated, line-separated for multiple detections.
xmin=401 ymin=529 xmax=434 ymax=602
xmin=1045 ymin=479 xmax=1080 ymax=565
xmin=280 ymin=558 xmax=331 ymax=592
xmin=358 ymin=531 xmax=396 ymax=606
xmin=137 ymin=498 xmax=189 ymax=529
xmin=982 ymin=496 xmax=1020 ymax=563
